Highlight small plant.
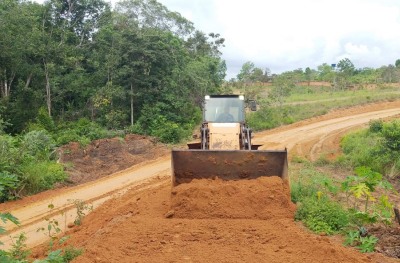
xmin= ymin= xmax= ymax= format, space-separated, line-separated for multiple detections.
xmin=9 ymin=233 xmax=30 ymax=261
xmin=0 ymin=213 xmax=24 ymax=263
xmin=69 ymin=199 xmax=93 ymax=226
xmin=295 ymin=196 xmax=350 ymax=235
xmin=0 ymin=172 xmax=20 ymax=202
xmin=62 ymin=246 xmax=83 ymax=262
xmin=344 ymin=230 xmax=378 ymax=253
xmin=369 ymin=119 xmax=383 ymax=133
xmin=0 ymin=213 xmax=19 ymax=243
xmin=36 ymin=204 xmax=62 ymax=250
xmin=358 ymin=235 xmax=379 ymax=253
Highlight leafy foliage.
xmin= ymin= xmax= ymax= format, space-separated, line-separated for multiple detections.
xmin=344 ymin=231 xmax=378 ymax=253
xmin=295 ymin=196 xmax=350 ymax=235
xmin=340 ymin=120 xmax=400 ymax=176
xmin=19 ymin=161 xmax=66 ymax=195
xmin=0 ymin=171 xmax=20 ymax=202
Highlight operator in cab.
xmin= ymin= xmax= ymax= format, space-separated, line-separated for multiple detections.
xmin=216 ymin=106 xmax=234 ymax=122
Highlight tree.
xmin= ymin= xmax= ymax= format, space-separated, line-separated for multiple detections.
xmin=381 ymin=64 xmax=398 ymax=83
xmin=336 ymin=58 xmax=356 ymax=89
xmin=269 ymin=75 xmax=294 ymax=106
xmin=317 ymin=63 xmax=334 ymax=82
xmin=237 ymin=61 xmax=254 ymax=83
xmin=305 ymin=67 xmax=312 ymax=86
xmin=0 ymin=0 xmax=43 ymax=99
xmin=337 ymin=58 xmax=355 ymax=76
xmin=395 ymin=59 xmax=400 ymax=68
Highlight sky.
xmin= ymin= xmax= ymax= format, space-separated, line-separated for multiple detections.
xmin=34 ymin=0 xmax=400 ymax=79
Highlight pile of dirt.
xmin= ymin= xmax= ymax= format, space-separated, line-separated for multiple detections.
xmin=170 ymin=176 xmax=296 ymax=220
xmin=31 ymin=178 xmax=395 ymax=263
xmin=59 ymin=134 xmax=168 ymax=185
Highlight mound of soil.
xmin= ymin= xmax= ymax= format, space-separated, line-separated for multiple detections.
xmin=59 ymin=134 xmax=168 ymax=185
xmin=31 ymin=178 xmax=395 ymax=263
xmin=171 ymin=176 xmax=296 ymax=220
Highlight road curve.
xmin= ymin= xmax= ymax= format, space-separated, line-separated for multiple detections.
xmin=1 ymin=104 xmax=400 ymax=249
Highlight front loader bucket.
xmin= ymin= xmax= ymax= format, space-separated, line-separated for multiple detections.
xmin=171 ymin=149 xmax=288 ymax=186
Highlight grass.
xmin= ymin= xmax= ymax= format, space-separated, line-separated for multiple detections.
xmin=247 ymin=85 xmax=400 ymax=131
xmin=284 ymin=86 xmax=400 ymax=103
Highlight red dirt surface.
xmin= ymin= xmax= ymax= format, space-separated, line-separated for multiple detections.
xmin=59 ymin=134 xmax=168 ymax=185
xmin=14 ymin=100 xmax=400 ymax=262
xmin=31 ymin=177 xmax=395 ymax=263
xmin=170 ymin=177 xmax=295 ymax=220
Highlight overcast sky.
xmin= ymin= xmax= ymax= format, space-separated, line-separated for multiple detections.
xmin=155 ymin=0 xmax=400 ymax=79
xmin=34 ymin=0 xmax=400 ymax=79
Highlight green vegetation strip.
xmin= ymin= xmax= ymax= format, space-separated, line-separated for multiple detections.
xmin=291 ymin=119 xmax=400 ymax=253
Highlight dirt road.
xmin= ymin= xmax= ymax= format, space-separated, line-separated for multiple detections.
xmin=2 ymin=100 xmax=400 ymax=262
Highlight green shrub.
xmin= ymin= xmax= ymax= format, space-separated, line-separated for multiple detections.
xmin=382 ymin=120 xmax=400 ymax=151
xmin=104 ymin=110 xmax=127 ymax=129
xmin=35 ymin=107 xmax=55 ymax=132
xmin=340 ymin=120 xmax=400 ymax=176
xmin=0 ymin=135 xmax=19 ymax=172
xmin=151 ymin=120 xmax=190 ymax=143
xmin=55 ymin=118 xmax=120 ymax=146
xmin=55 ymin=130 xmax=91 ymax=147
xmin=21 ymin=130 xmax=55 ymax=160
xmin=290 ymin=165 xmax=338 ymax=203
xmin=340 ymin=130 xmax=387 ymax=173
xmin=295 ymin=196 xmax=350 ymax=235
xmin=0 ymin=172 xmax=20 ymax=202
xmin=369 ymin=119 xmax=383 ymax=133
xmin=344 ymin=230 xmax=378 ymax=253
xmin=132 ymin=103 xmax=197 ymax=143
xmin=19 ymin=161 xmax=66 ymax=194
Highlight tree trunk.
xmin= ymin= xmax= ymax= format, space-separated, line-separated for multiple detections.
xmin=24 ymin=73 xmax=32 ymax=89
xmin=44 ymin=61 xmax=52 ymax=116
xmin=131 ymin=83 xmax=134 ymax=126
xmin=1 ymin=69 xmax=15 ymax=98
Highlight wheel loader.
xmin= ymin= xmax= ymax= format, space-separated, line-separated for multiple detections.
xmin=171 ymin=95 xmax=288 ymax=186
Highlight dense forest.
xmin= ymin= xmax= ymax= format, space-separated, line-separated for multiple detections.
xmin=2 ymin=0 xmax=400 ymax=141
xmin=0 ymin=0 xmax=226 ymax=141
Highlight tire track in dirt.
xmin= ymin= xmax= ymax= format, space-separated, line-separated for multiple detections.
xmin=0 ymin=157 xmax=170 ymax=249
xmin=254 ymin=108 xmax=400 ymax=157
xmin=1 ymin=101 xmax=400 ymax=261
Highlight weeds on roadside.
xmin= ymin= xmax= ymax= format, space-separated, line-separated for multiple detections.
xmin=68 ymin=199 xmax=93 ymax=226
xmin=344 ymin=230 xmax=379 ymax=253
xmin=295 ymin=196 xmax=350 ymax=235
xmin=10 ymin=233 xmax=30 ymax=261
xmin=36 ymin=204 xmax=62 ymax=251
xmin=33 ymin=203 xmax=84 ymax=262
xmin=291 ymin=161 xmax=396 ymax=253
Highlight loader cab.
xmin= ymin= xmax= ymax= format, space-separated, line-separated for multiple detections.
xmin=203 ymin=95 xmax=245 ymax=123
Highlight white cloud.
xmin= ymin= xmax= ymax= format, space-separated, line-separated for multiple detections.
xmin=32 ymin=0 xmax=400 ymax=78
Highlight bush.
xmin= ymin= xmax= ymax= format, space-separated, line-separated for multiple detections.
xmin=21 ymin=130 xmax=55 ymax=160
xmin=295 ymin=196 xmax=350 ymax=235
xmin=382 ymin=120 xmax=400 ymax=151
xmin=56 ymin=130 xmax=89 ymax=146
xmin=340 ymin=120 xmax=400 ymax=176
xmin=55 ymin=118 xmax=119 ymax=146
xmin=290 ymin=165 xmax=338 ymax=203
xmin=132 ymin=103 xmax=198 ymax=143
xmin=0 ymin=172 xmax=20 ymax=202
xmin=340 ymin=130 xmax=387 ymax=173
xmin=369 ymin=119 xmax=383 ymax=133
xmin=35 ymin=107 xmax=55 ymax=132
xmin=0 ymin=135 xmax=18 ymax=171
xmin=19 ymin=161 xmax=66 ymax=194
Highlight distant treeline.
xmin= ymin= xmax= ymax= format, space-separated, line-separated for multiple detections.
xmin=230 ymin=59 xmax=400 ymax=90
